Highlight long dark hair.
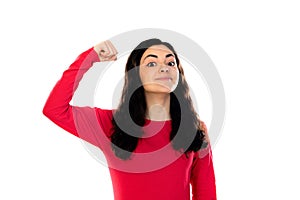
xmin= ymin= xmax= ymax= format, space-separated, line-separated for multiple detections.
xmin=110 ymin=38 xmax=205 ymax=160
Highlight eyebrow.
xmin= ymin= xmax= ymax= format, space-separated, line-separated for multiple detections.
xmin=143 ymin=53 xmax=175 ymax=62
xmin=166 ymin=54 xmax=174 ymax=58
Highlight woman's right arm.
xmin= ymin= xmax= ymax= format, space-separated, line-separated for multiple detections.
xmin=43 ymin=40 xmax=118 ymax=147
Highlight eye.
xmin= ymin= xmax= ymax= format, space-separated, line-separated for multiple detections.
xmin=168 ymin=61 xmax=176 ymax=67
xmin=146 ymin=62 xmax=157 ymax=67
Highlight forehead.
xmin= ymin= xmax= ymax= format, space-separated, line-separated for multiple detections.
xmin=142 ymin=45 xmax=173 ymax=57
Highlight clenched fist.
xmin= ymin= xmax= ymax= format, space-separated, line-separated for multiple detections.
xmin=94 ymin=40 xmax=118 ymax=62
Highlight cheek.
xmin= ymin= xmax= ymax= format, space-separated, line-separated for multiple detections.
xmin=139 ymin=68 xmax=155 ymax=84
xmin=172 ymin=70 xmax=179 ymax=84
xmin=139 ymin=69 xmax=147 ymax=84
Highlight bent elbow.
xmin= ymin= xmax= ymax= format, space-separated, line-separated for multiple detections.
xmin=42 ymin=104 xmax=53 ymax=119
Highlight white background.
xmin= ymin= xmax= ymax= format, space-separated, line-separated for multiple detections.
xmin=1 ymin=0 xmax=299 ymax=199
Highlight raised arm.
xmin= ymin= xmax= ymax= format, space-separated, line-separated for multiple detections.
xmin=42 ymin=40 xmax=118 ymax=147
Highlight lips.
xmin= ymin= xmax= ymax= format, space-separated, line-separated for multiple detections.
xmin=155 ymin=77 xmax=172 ymax=81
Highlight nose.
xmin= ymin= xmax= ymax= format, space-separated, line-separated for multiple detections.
xmin=159 ymin=66 xmax=169 ymax=73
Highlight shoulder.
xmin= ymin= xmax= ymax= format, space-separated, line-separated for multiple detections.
xmin=94 ymin=107 xmax=114 ymax=122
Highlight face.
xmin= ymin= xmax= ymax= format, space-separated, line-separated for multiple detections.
xmin=139 ymin=45 xmax=179 ymax=93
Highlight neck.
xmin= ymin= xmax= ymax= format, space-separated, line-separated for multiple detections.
xmin=144 ymin=92 xmax=171 ymax=121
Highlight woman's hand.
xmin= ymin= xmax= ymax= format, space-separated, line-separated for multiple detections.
xmin=94 ymin=40 xmax=118 ymax=61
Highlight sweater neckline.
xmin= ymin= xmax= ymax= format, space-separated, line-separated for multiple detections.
xmin=145 ymin=118 xmax=172 ymax=122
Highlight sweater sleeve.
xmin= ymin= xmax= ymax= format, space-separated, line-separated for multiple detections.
xmin=42 ymin=47 xmax=113 ymax=150
xmin=190 ymin=145 xmax=217 ymax=200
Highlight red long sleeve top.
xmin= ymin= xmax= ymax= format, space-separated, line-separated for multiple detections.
xmin=43 ymin=47 xmax=217 ymax=200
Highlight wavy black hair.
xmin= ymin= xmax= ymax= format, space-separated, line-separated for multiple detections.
xmin=110 ymin=38 xmax=205 ymax=160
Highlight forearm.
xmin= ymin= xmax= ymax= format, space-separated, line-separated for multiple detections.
xmin=191 ymin=147 xmax=217 ymax=200
xmin=42 ymin=48 xmax=100 ymax=127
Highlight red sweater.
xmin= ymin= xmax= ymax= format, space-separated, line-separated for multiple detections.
xmin=43 ymin=48 xmax=217 ymax=200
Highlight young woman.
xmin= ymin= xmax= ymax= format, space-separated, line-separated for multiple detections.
xmin=43 ymin=38 xmax=216 ymax=200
